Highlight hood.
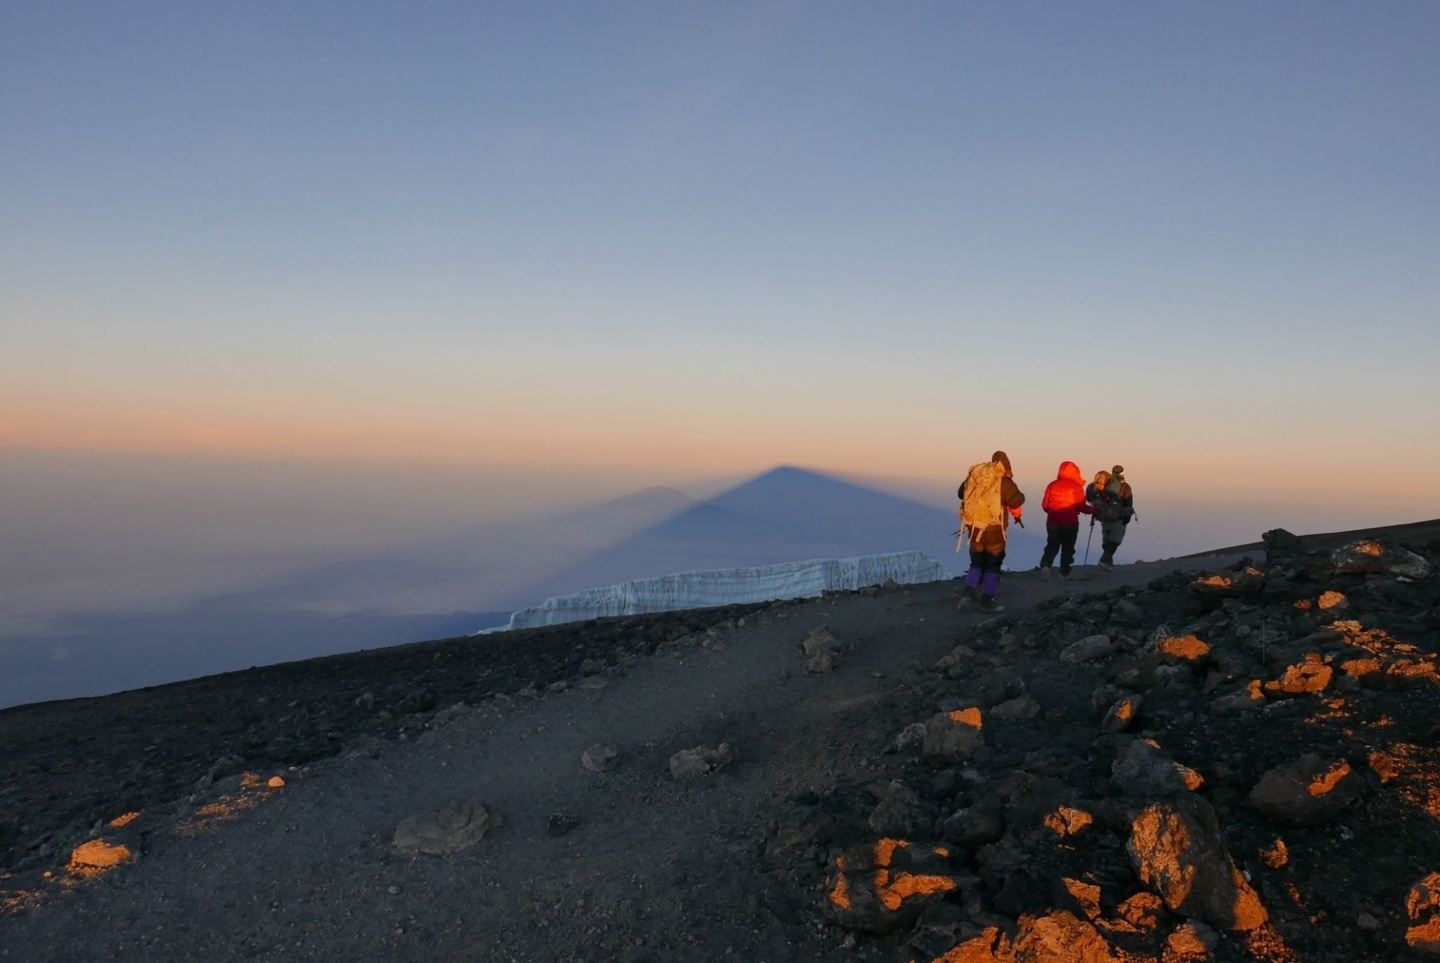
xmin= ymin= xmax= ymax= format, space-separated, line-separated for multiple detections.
xmin=991 ymin=450 xmax=1012 ymax=476
xmin=1056 ymin=461 xmax=1082 ymax=483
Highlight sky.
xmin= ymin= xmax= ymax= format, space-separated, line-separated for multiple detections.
xmin=3 ymin=2 xmax=1440 ymax=634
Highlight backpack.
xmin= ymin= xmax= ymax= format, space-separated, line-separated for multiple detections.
xmin=960 ymin=461 xmax=1006 ymax=535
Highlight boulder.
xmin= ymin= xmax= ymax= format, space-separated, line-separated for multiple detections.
xmin=1408 ymin=873 xmax=1440 ymax=956
xmin=1127 ymin=794 xmax=1268 ymax=931
xmin=801 ymin=626 xmax=847 ymax=673
xmin=824 ymin=838 xmax=963 ymax=933
xmin=1262 ymin=528 xmax=1305 ymax=565
xmin=1061 ymin=635 xmax=1116 ymax=664
xmin=1155 ymin=634 xmax=1212 ymax=665
xmin=1210 ymin=681 xmax=1265 ymax=715
xmin=869 ymin=781 xmax=936 ymax=837
xmin=1112 ymin=739 xmax=1204 ymax=797
xmin=1331 ymin=538 xmax=1432 ymax=579
xmin=392 ymin=798 xmax=495 ymax=855
xmin=991 ymin=693 xmax=1041 ymax=721
xmin=885 ymin=721 xmax=928 ymax=755
xmin=1012 ymin=910 xmax=1123 ymax=962
xmin=66 ymin=838 xmax=136 ymax=879
xmin=669 ymin=743 xmax=736 ymax=779
xmin=1264 ymin=653 xmax=1333 ymax=696
xmin=923 ymin=708 xmax=985 ymax=764
xmin=943 ymin=804 xmax=1006 ymax=850
xmin=1247 ymin=754 xmax=1362 ymax=825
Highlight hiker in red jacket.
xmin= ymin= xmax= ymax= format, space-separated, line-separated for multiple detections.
xmin=1039 ymin=461 xmax=1093 ymax=578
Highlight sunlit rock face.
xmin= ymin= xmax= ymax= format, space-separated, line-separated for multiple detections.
xmin=824 ymin=838 xmax=961 ymax=933
xmin=1247 ymin=754 xmax=1363 ymax=825
xmin=1127 ymin=794 xmax=1268 ymax=932
xmin=489 ymin=551 xmax=950 ymax=630
xmin=1408 ymin=873 xmax=1440 ymax=955
xmin=1331 ymin=538 xmax=1432 ymax=579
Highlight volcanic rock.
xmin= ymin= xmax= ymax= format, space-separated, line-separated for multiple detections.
xmin=1331 ymin=538 xmax=1432 ymax=579
xmin=1247 ymin=754 xmax=1362 ymax=825
xmin=801 ymin=626 xmax=847 ymax=673
xmin=943 ymin=804 xmax=1006 ymax=850
xmin=1127 ymin=794 xmax=1268 ymax=931
xmin=869 ymin=781 xmax=936 ymax=838
xmin=1013 ymin=909 xmax=1123 ymax=962
xmin=923 ymin=707 xmax=985 ymax=764
xmin=1112 ymin=739 xmax=1204 ymax=797
xmin=669 ymin=743 xmax=735 ymax=779
xmin=1408 ymin=873 xmax=1440 ymax=955
xmin=1101 ymin=694 xmax=1142 ymax=733
xmin=392 ymin=798 xmax=494 ymax=855
xmin=1061 ymin=635 xmax=1116 ymax=664
xmin=581 ymin=743 xmax=620 ymax=773
xmin=1155 ymin=634 xmax=1212 ymax=665
xmin=1262 ymin=528 xmax=1304 ymax=565
xmin=991 ymin=693 xmax=1041 ymax=721
xmin=823 ymin=838 xmax=962 ymax=933
xmin=1264 ymin=653 xmax=1333 ymax=696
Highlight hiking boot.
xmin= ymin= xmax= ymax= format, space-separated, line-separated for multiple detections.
xmin=1038 ymin=567 xmax=1052 ymax=580
xmin=1098 ymin=561 xmax=1114 ymax=571
xmin=956 ymin=586 xmax=979 ymax=610
xmin=1059 ymin=569 xmax=1072 ymax=579
xmin=980 ymin=596 xmax=1004 ymax=612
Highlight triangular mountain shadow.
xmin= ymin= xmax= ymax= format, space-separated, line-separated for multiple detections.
xmin=499 ymin=466 xmax=1043 ymax=611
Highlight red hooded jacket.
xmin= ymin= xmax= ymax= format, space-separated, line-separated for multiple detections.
xmin=1041 ymin=461 xmax=1093 ymax=527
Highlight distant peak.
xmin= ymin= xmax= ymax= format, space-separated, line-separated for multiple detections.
xmin=635 ymin=485 xmax=692 ymax=499
xmin=755 ymin=465 xmax=828 ymax=481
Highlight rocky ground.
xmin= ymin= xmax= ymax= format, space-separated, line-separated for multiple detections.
xmin=2 ymin=523 xmax=1439 ymax=962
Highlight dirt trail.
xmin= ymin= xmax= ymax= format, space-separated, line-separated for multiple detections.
xmin=0 ymin=556 xmax=1245 ymax=962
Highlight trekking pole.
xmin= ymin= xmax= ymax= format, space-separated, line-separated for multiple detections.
xmin=1083 ymin=517 xmax=1095 ymax=566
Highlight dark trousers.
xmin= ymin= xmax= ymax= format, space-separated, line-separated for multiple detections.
xmin=1041 ymin=523 xmax=1079 ymax=574
xmin=968 ymin=548 xmax=1006 ymax=574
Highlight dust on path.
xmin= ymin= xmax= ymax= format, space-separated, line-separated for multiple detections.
xmin=0 ymin=556 xmax=1243 ymax=962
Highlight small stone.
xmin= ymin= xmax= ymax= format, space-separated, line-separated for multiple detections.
xmin=1357 ymin=911 xmax=1380 ymax=931
xmin=581 ymin=743 xmax=620 ymax=773
xmin=669 ymin=743 xmax=736 ymax=779
xmin=990 ymin=693 xmax=1041 ymax=721
xmin=392 ymin=799 xmax=494 ymax=855
xmin=547 ymin=813 xmax=580 ymax=836
xmin=266 ymin=776 xmax=285 ymax=789
xmin=1101 ymin=694 xmax=1142 ymax=733
xmin=1060 ymin=635 xmax=1115 ymax=664
xmin=885 ymin=722 xmax=927 ymax=754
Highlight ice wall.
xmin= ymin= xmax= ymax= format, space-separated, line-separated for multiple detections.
xmin=486 ymin=551 xmax=950 ymax=632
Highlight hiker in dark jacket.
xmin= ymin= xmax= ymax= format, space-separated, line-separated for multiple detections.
xmin=1040 ymin=461 xmax=1092 ymax=578
xmin=1086 ymin=465 xmax=1135 ymax=569
xmin=956 ymin=450 xmax=1025 ymax=611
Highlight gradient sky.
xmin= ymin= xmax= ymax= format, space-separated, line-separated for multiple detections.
xmin=4 ymin=2 xmax=1439 ymax=508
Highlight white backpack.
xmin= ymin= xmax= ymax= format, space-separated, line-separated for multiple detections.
xmin=959 ymin=460 xmax=1007 ymax=545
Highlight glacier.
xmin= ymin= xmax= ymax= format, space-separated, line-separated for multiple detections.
xmin=484 ymin=551 xmax=951 ymax=632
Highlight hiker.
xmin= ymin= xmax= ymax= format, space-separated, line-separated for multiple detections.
xmin=1039 ymin=461 xmax=1092 ymax=578
xmin=956 ymin=450 xmax=1026 ymax=611
xmin=1086 ymin=465 xmax=1136 ymax=569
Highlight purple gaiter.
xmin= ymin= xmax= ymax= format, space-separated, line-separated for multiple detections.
xmin=981 ymin=570 xmax=1002 ymax=597
xmin=964 ymin=566 xmax=983 ymax=589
